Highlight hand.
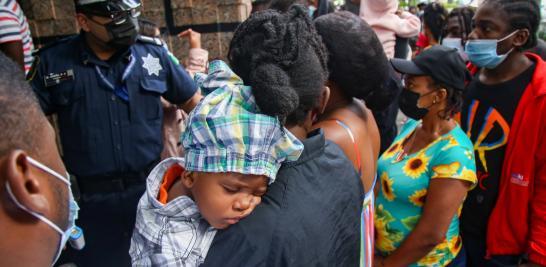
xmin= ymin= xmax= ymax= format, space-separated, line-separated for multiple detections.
xmin=395 ymin=10 xmax=403 ymax=17
xmin=178 ymin=29 xmax=202 ymax=49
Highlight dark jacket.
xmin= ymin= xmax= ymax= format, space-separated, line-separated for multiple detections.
xmin=202 ymin=129 xmax=363 ymax=267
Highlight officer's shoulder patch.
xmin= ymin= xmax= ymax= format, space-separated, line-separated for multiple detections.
xmin=32 ymin=35 xmax=77 ymax=56
xmin=137 ymin=35 xmax=163 ymax=46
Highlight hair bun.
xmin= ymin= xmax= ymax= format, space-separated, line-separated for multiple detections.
xmin=250 ymin=63 xmax=299 ymax=119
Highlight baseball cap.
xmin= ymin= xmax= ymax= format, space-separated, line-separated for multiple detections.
xmin=390 ymin=45 xmax=471 ymax=91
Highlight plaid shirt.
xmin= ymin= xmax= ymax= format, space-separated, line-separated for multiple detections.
xmin=130 ymin=158 xmax=216 ymax=267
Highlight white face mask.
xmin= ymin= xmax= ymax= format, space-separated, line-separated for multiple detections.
xmin=5 ymin=156 xmax=79 ymax=266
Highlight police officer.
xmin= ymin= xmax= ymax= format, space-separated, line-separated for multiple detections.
xmin=28 ymin=0 xmax=201 ymax=266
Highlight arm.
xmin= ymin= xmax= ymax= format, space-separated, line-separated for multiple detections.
xmin=376 ymin=179 xmax=471 ymax=267
xmin=526 ymin=119 xmax=546 ymax=267
xmin=179 ymin=29 xmax=209 ymax=76
xmin=0 ymin=41 xmax=24 ymax=71
xmin=394 ymin=11 xmax=421 ymax=38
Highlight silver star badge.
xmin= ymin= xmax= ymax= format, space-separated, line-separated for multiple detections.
xmin=142 ymin=53 xmax=163 ymax=76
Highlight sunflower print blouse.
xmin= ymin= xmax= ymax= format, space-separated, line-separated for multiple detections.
xmin=375 ymin=120 xmax=477 ymax=267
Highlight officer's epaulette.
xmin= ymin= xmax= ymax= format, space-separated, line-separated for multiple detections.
xmin=31 ymin=35 xmax=77 ymax=56
xmin=137 ymin=35 xmax=163 ymax=46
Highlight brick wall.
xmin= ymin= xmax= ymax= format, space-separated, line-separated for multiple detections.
xmin=19 ymin=0 xmax=252 ymax=60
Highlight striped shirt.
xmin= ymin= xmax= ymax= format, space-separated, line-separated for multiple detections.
xmin=0 ymin=0 xmax=34 ymax=74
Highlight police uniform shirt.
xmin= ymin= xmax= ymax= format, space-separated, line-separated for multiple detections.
xmin=29 ymin=34 xmax=198 ymax=178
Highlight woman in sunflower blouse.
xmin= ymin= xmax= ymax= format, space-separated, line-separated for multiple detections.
xmin=374 ymin=46 xmax=477 ymax=267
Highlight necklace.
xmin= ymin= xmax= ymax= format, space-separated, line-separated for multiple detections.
xmin=394 ymin=131 xmax=417 ymax=163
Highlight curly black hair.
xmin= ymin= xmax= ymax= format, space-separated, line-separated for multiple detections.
xmin=228 ymin=5 xmax=329 ymax=126
xmin=314 ymin=11 xmax=394 ymax=111
xmin=270 ymin=0 xmax=307 ymax=12
xmin=424 ymin=2 xmax=448 ymax=42
xmin=483 ymin=0 xmax=541 ymax=50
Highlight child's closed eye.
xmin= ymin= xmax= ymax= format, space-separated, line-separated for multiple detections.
xmin=222 ymin=185 xmax=239 ymax=194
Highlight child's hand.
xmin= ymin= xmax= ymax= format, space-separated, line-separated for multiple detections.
xmin=178 ymin=29 xmax=202 ymax=49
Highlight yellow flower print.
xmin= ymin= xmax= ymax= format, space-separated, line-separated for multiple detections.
xmin=403 ymin=153 xmax=430 ymax=179
xmin=459 ymin=167 xmax=477 ymax=184
xmin=464 ymin=149 xmax=474 ymax=160
xmin=380 ymin=172 xmax=396 ymax=201
xmin=375 ymin=205 xmax=403 ymax=253
xmin=416 ymin=252 xmax=444 ymax=266
xmin=448 ymin=235 xmax=462 ymax=256
xmin=432 ymin=162 xmax=461 ymax=178
xmin=409 ymin=189 xmax=428 ymax=207
xmin=441 ymin=135 xmax=459 ymax=151
xmin=383 ymin=141 xmax=401 ymax=159
xmin=401 ymin=215 xmax=420 ymax=230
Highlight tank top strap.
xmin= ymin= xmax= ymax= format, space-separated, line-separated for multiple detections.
xmin=328 ymin=119 xmax=363 ymax=177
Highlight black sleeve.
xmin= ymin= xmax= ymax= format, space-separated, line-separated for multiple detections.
xmin=202 ymin=224 xmax=266 ymax=267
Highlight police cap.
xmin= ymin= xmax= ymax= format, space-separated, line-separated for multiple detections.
xmin=75 ymin=0 xmax=141 ymax=18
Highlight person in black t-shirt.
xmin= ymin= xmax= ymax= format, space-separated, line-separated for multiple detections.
xmin=459 ymin=1 xmax=546 ymax=267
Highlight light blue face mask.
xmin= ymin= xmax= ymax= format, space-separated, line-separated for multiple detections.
xmin=465 ymin=30 xmax=519 ymax=69
xmin=442 ymin=38 xmax=468 ymax=61
xmin=5 ymin=156 xmax=79 ymax=266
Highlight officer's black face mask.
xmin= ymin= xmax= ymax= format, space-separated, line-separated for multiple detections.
xmin=104 ymin=15 xmax=139 ymax=49
xmin=87 ymin=14 xmax=139 ymax=49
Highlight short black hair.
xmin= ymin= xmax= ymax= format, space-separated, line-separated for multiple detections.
xmin=483 ymin=0 xmax=541 ymax=50
xmin=446 ymin=6 xmax=475 ymax=41
xmin=0 ymin=52 xmax=45 ymax=157
xmin=424 ymin=2 xmax=448 ymax=42
xmin=229 ymin=5 xmax=328 ymax=126
xmin=314 ymin=11 xmax=393 ymax=111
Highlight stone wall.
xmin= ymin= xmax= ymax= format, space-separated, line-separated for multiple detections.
xmin=19 ymin=0 xmax=252 ymax=60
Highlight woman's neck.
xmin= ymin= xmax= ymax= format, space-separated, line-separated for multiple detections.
xmin=420 ymin=114 xmax=455 ymax=138
xmin=321 ymin=84 xmax=352 ymax=118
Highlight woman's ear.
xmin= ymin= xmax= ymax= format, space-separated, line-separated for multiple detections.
xmin=318 ymin=86 xmax=331 ymax=115
xmin=436 ymin=88 xmax=448 ymax=103
xmin=182 ymin=171 xmax=196 ymax=189
xmin=3 ymin=150 xmax=50 ymax=218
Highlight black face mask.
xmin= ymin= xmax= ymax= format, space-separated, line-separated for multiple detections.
xmin=399 ymin=89 xmax=434 ymax=120
xmin=104 ymin=15 xmax=139 ymax=49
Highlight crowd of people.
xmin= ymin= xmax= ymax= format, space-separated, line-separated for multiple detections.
xmin=0 ymin=0 xmax=545 ymax=267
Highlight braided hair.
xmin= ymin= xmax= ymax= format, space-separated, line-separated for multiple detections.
xmin=229 ymin=5 xmax=329 ymax=126
xmin=445 ymin=7 xmax=474 ymax=44
xmin=483 ymin=0 xmax=540 ymax=50
xmin=424 ymin=2 xmax=448 ymax=43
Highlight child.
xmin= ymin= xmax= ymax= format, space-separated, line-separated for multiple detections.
xmin=129 ymin=60 xmax=304 ymax=266
xmin=360 ymin=0 xmax=421 ymax=59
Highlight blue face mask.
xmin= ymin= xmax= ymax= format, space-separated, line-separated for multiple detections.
xmin=5 ymin=157 xmax=80 ymax=266
xmin=442 ymin=38 xmax=468 ymax=61
xmin=465 ymin=30 xmax=519 ymax=69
